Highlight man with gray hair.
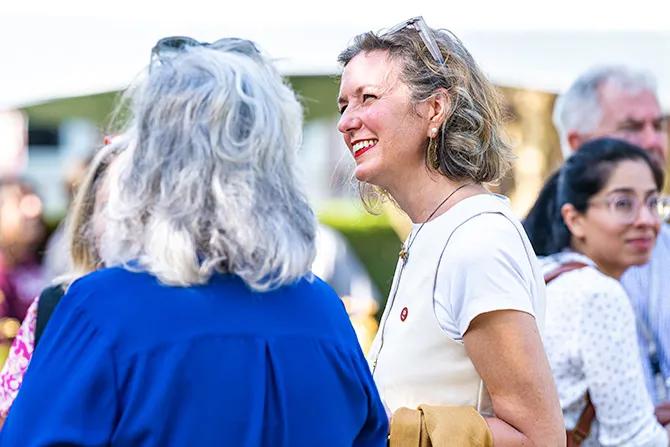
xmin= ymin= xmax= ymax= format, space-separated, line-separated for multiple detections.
xmin=553 ymin=64 xmax=670 ymax=418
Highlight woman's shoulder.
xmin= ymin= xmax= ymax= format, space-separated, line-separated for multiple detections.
xmin=66 ymin=266 xmax=155 ymax=303
xmin=70 ymin=266 xmax=340 ymax=301
xmin=457 ymin=209 xmax=518 ymax=235
xmin=71 ymin=265 xmax=145 ymax=285
xmin=67 ymin=267 xmax=348 ymax=327
xmin=279 ymin=275 xmax=353 ymax=323
xmin=446 ymin=212 xmax=526 ymax=263
xmin=543 ymin=257 xmax=629 ymax=307
xmin=68 ymin=269 xmax=358 ymax=360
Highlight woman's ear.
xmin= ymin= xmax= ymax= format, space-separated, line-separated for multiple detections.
xmin=426 ymin=88 xmax=451 ymax=135
xmin=561 ymin=203 xmax=586 ymax=239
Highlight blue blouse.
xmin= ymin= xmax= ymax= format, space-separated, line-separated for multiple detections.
xmin=0 ymin=267 xmax=388 ymax=446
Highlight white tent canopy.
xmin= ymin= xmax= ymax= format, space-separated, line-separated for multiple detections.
xmin=1 ymin=0 xmax=669 ymax=110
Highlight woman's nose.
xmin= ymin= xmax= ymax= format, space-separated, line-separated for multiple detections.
xmin=636 ymin=201 xmax=660 ymax=226
xmin=337 ymin=110 xmax=362 ymax=135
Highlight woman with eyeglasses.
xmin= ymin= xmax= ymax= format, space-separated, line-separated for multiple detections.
xmin=524 ymin=138 xmax=670 ymax=447
xmin=0 ymin=38 xmax=388 ymax=446
xmin=337 ymin=16 xmax=564 ymax=446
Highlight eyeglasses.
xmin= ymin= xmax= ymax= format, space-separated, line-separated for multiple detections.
xmin=383 ymin=16 xmax=446 ymax=72
xmin=150 ymin=36 xmax=260 ymax=69
xmin=589 ymin=195 xmax=670 ymax=224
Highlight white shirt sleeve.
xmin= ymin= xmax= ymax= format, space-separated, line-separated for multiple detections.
xmin=578 ymin=276 xmax=667 ymax=447
xmin=433 ymin=213 xmax=537 ymax=341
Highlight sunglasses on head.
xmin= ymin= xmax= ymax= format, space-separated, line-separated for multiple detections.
xmin=383 ymin=16 xmax=447 ymax=72
xmin=150 ymin=36 xmax=261 ymax=68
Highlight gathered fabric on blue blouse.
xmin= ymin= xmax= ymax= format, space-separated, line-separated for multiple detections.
xmin=0 ymin=267 xmax=388 ymax=446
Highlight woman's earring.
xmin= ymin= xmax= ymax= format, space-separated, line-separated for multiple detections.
xmin=428 ymin=137 xmax=440 ymax=170
xmin=431 ymin=127 xmax=438 ymax=137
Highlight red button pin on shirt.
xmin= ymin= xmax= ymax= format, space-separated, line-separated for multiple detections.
xmin=400 ymin=307 xmax=408 ymax=322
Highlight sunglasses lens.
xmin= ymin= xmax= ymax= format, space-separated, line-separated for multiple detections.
xmin=383 ymin=17 xmax=445 ymax=69
xmin=150 ymin=36 xmax=261 ymax=72
xmin=158 ymin=37 xmax=199 ymax=52
xmin=384 ymin=18 xmax=417 ymax=35
xmin=210 ymin=38 xmax=260 ymax=55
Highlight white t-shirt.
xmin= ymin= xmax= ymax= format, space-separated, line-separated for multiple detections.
xmin=405 ymin=195 xmax=539 ymax=341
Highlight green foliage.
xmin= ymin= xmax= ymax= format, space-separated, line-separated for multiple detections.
xmin=22 ymin=75 xmax=342 ymax=128
xmin=23 ymin=91 xmax=121 ymax=128
xmin=287 ymin=75 xmax=341 ymax=122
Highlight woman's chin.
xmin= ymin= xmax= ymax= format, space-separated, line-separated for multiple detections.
xmin=627 ymin=253 xmax=654 ymax=267
xmin=353 ymin=166 xmax=374 ymax=184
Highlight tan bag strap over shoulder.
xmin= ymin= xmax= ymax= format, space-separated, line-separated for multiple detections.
xmin=543 ymin=261 xmax=588 ymax=284
xmin=544 ymin=261 xmax=595 ymax=447
xmin=567 ymin=394 xmax=595 ymax=447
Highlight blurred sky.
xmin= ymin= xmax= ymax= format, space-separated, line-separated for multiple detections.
xmin=1 ymin=0 xmax=669 ymax=109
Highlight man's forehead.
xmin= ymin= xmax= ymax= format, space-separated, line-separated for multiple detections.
xmin=598 ymin=82 xmax=662 ymax=120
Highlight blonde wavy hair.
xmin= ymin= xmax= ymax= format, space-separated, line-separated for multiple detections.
xmin=338 ymin=23 xmax=515 ymax=210
xmin=56 ymin=137 xmax=127 ymax=287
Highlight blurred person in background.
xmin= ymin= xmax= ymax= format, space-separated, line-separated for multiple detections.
xmin=0 ymin=36 xmax=387 ymax=446
xmin=42 ymin=151 xmax=95 ymax=282
xmin=0 ymin=137 xmax=126 ymax=429
xmin=553 ymin=65 xmax=670 ymax=418
xmin=525 ymin=138 xmax=670 ymax=446
xmin=0 ymin=178 xmax=47 ymax=335
xmin=312 ymin=222 xmax=380 ymax=352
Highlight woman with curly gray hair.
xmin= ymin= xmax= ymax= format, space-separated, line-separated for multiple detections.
xmin=0 ymin=37 xmax=388 ymax=446
xmin=337 ymin=17 xmax=564 ymax=445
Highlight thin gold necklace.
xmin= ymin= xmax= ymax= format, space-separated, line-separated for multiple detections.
xmin=399 ymin=182 xmax=474 ymax=265
xmin=371 ymin=181 xmax=475 ymax=374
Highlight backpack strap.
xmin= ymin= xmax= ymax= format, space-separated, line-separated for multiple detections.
xmin=543 ymin=261 xmax=595 ymax=447
xmin=34 ymin=284 xmax=66 ymax=348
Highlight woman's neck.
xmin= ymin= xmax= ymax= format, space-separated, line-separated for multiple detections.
xmin=568 ymin=242 xmax=625 ymax=280
xmin=385 ymin=172 xmax=486 ymax=223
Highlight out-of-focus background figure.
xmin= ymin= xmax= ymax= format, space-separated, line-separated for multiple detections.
xmin=312 ymin=223 xmax=380 ymax=352
xmin=0 ymin=178 xmax=47 ymax=347
xmin=551 ymin=64 xmax=670 ymax=424
xmin=41 ymin=152 xmax=94 ymax=282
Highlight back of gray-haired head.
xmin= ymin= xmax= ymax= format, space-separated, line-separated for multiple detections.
xmin=103 ymin=41 xmax=317 ymax=291
xmin=553 ymin=65 xmax=658 ymax=159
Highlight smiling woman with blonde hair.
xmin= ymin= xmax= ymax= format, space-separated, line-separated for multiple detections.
xmin=337 ymin=16 xmax=564 ymax=446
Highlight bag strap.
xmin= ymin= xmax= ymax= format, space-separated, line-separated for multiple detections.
xmin=543 ymin=261 xmax=588 ymax=284
xmin=543 ymin=261 xmax=595 ymax=447
xmin=35 ymin=284 xmax=66 ymax=348
xmin=568 ymin=394 xmax=595 ymax=446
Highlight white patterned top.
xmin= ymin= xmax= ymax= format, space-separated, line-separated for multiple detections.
xmin=541 ymin=251 xmax=668 ymax=447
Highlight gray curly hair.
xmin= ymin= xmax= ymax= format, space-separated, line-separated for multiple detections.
xmin=102 ymin=41 xmax=317 ymax=291
xmin=338 ymin=22 xmax=514 ymax=209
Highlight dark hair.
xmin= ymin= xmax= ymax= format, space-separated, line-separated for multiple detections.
xmin=523 ymin=138 xmax=664 ymax=256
